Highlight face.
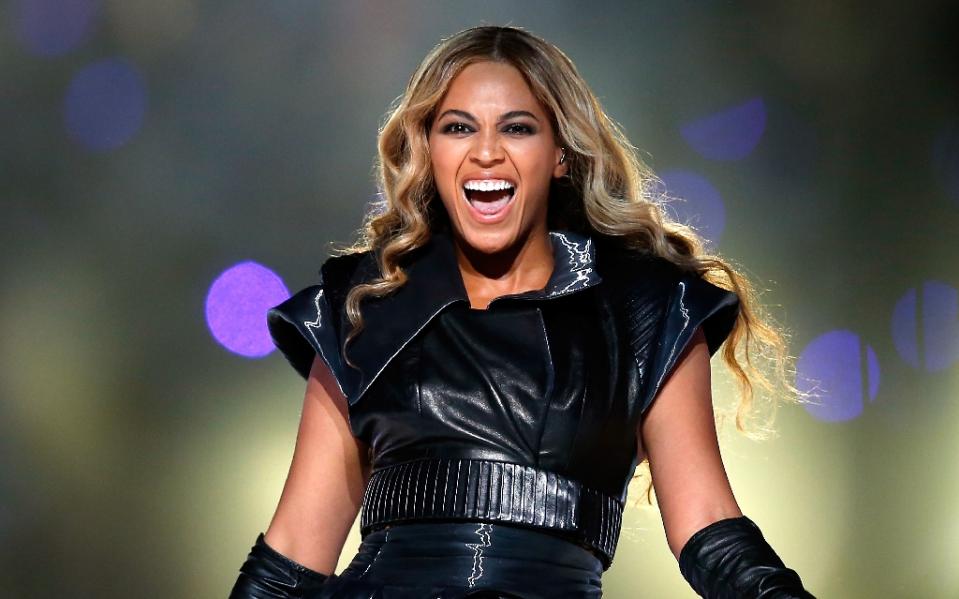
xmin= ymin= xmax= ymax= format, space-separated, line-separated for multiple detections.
xmin=427 ymin=60 xmax=568 ymax=256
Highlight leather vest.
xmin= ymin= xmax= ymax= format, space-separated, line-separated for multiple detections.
xmin=266 ymin=229 xmax=739 ymax=569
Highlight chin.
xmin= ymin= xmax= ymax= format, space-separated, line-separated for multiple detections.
xmin=456 ymin=223 xmax=527 ymax=255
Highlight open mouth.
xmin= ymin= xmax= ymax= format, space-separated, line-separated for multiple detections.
xmin=462 ymin=184 xmax=516 ymax=216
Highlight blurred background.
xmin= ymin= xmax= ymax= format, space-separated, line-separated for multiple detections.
xmin=2 ymin=1 xmax=958 ymax=597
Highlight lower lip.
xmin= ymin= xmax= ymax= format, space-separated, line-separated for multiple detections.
xmin=463 ymin=189 xmax=516 ymax=224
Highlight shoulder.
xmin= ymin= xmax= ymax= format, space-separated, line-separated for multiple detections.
xmin=593 ymin=238 xmax=737 ymax=323
xmin=319 ymin=250 xmax=374 ymax=289
xmin=317 ymin=250 xmax=376 ymax=311
xmin=593 ymin=237 xmax=687 ymax=304
xmin=592 ymin=238 xmax=741 ymax=413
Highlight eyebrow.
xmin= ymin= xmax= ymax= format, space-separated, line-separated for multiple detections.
xmin=435 ymin=109 xmax=540 ymax=124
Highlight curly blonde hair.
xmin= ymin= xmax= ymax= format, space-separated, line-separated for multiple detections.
xmin=330 ymin=24 xmax=805 ymax=507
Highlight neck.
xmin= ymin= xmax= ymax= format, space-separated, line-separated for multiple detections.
xmin=451 ymin=229 xmax=556 ymax=307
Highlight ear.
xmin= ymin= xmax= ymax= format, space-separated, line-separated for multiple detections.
xmin=552 ymin=146 xmax=569 ymax=179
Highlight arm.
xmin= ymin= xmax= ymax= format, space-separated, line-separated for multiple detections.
xmin=265 ymin=354 xmax=371 ymax=572
xmin=640 ymin=327 xmax=814 ymax=598
xmin=230 ymin=354 xmax=371 ymax=596
xmin=639 ymin=326 xmax=742 ymax=560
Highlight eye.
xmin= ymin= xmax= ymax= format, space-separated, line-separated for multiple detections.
xmin=504 ymin=123 xmax=534 ymax=135
xmin=442 ymin=122 xmax=472 ymax=134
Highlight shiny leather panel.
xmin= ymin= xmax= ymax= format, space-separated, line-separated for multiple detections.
xmin=265 ymin=227 xmax=741 ymax=570
xmin=359 ymin=302 xmax=554 ymax=468
xmin=317 ymin=521 xmax=603 ymax=599
xmin=266 ymin=249 xmax=367 ymax=403
xmin=266 ymin=284 xmax=347 ymax=397
xmin=355 ymin=294 xmax=628 ymax=468
xmin=641 ymin=272 xmax=740 ymax=414
xmin=358 ymin=457 xmax=623 ymax=569
xmin=328 ymin=230 xmax=603 ymax=410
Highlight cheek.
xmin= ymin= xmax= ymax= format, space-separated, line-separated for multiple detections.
xmin=429 ymin=139 xmax=462 ymax=195
xmin=514 ymin=142 xmax=556 ymax=177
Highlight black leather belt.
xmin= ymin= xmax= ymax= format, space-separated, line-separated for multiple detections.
xmin=359 ymin=457 xmax=623 ymax=570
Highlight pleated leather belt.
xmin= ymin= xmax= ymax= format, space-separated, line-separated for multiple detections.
xmin=359 ymin=457 xmax=623 ymax=570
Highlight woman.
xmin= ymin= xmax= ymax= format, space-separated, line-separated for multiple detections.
xmin=230 ymin=25 xmax=815 ymax=598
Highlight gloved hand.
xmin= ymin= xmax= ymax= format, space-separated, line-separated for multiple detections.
xmin=678 ymin=515 xmax=816 ymax=598
xmin=229 ymin=532 xmax=330 ymax=598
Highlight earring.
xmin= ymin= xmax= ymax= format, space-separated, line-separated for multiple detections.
xmin=559 ymin=148 xmax=567 ymax=164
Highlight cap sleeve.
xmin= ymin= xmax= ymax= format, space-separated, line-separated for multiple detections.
xmin=266 ymin=283 xmax=350 ymax=400
xmin=640 ymin=272 xmax=740 ymax=416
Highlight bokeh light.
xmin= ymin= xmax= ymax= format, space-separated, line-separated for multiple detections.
xmin=205 ymin=261 xmax=290 ymax=358
xmin=63 ymin=57 xmax=147 ymax=151
xmin=12 ymin=0 xmax=99 ymax=57
xmin=680 ymin=96 xmax=767 ymax=161
xmin=892 ymin=281 xmax=959 ymax=372
xmin=796 ymin=329 xmax=880 ymax=422
xmin=655 ymin=169 xmax=726 ymax=249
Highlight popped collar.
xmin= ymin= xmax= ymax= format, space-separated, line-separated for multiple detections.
xmin=337 ymin=228 xmax=603 ymax=408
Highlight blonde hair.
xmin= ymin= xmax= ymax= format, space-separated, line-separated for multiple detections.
xmin=332 ymin=24 xmax=804 ymax=507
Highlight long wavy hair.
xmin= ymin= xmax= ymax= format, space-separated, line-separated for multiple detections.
xmin=330 ymin=24 xmax=805 ymax=507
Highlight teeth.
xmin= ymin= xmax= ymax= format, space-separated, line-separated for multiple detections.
xmin=463 ymin=179 xmax=514 ymax=192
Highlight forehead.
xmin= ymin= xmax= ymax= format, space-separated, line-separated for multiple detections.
xmin=438 ymin=61 xmax=541 ymax=112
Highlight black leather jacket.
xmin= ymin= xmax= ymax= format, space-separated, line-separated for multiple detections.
xmin=266 ymin=228 xmax=739 ymax=569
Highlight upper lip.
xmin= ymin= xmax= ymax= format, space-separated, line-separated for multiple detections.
xmin=460 ymin=174 xmax=518 ymax=187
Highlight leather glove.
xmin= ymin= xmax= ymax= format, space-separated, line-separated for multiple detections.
xmin=678 ymin=516 xmax=816 ymax=598
xmin=229 ymin=532 xmax=330 ymax=598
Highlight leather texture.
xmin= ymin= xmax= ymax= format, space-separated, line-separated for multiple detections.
xmin=265 ymin=227 xmax=740 ymax=572
xmin=313 ymin=521 xmax=602 ymax=598
xmin=229 ymin=532 xmax=330 ymax=598
xmin=359 ymin=457 xmax=622 ymax=569
xmin=678 ymin=516 xmax=816 ymax=598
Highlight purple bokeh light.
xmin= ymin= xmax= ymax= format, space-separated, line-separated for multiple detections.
xmin=680 ymin=97 xmax=767 ymax=161
xmin=205 ymin=261 xmax=291 ymax=358
xmin=63 ymin=57 xmax=147 ymax=151
xmin=655 ymin=170 xmax=726 ymax=250
xmin=891 ymin=281 xmax=959 ymax=372
xmin=796 ymin=329 xmax=880 ymax=422
xmin=13 ymin=0 xmax=99 ymax=57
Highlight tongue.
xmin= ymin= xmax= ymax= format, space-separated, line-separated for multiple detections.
xmin=468 ymin=189 xmax=513 ymax=215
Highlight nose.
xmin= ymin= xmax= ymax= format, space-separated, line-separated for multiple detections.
xmin=469 ymin=127 xmax=504 ymax=165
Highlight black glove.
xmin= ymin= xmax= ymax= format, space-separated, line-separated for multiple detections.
xmin=678 ymin=515 xmax=815 ymax=598
xmin=229 ymin=532 xmax=330 ymax=598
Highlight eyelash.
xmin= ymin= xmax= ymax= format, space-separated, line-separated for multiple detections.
xmin=442 ymin=122 xmax=534 ymax=135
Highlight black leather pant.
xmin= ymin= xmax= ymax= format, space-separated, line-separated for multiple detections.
xmin=311 ymin=521 xmax=604 ymax=598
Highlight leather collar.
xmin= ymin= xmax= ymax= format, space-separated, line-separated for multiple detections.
xmin=341 ymin=229 xmax=603 ymax=406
